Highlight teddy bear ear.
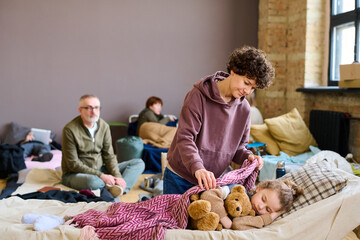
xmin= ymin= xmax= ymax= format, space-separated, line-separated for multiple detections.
xmin=232 ymin=185 xmax=246 ymax=193
xmin=190 ymin=194 xmax=200 ymax=202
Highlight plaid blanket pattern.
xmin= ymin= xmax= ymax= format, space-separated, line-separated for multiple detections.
xmin=72 ymin=159 xmax=258 ymax=240
xmin=280 ymin=160 xmax=348 ymax=218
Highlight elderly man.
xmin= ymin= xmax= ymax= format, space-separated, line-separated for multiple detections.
xmin=61 ymin=94 xmax=145 ymax=197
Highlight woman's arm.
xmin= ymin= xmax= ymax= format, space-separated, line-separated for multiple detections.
xmin=175 ymin=90 xmax=216 ymax=189
xmin=175 ymin=90 xmax=205 ymax=175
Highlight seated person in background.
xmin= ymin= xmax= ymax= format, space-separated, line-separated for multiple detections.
xmin=3 ymin=122 xmax=53 ymax=162
xmin=164 ymin=46 xmax=274 ymax=195
xmin=246 ymin=90 xmax=264 ymax=125
xmin=136 ymin=96 xmax=175 ymax=136
xmin=20 ymin=131 xmax=53 ymax=162
xmin=61 ymin=94 xmax=145 ymax=197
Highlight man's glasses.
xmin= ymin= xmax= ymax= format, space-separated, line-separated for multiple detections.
xmin=80 ymin=106 xmax=101 ymax=111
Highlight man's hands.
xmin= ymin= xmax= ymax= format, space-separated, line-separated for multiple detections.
xmin=115 ymin=177 xmax=127 ymax=189
xmin=248 ymin=154 xmax=264 ymax=170
xmin=100 ymin=174 xmax=126 ymax=189
xmin=194 ymin=169 xmax=216 ymax=190
xmin=100 ymin=173 xmax=116 ymax=185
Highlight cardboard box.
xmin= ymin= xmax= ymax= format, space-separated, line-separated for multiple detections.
xmin=339 ymin=63 xmax=360 ymax=80
xmin=339 ymin=78 xmax=360 ymax=88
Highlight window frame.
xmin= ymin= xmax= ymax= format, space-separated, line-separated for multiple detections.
xmin=329 ymin=0 xmax=360 ymax=86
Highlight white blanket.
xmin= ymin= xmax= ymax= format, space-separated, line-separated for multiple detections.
xmin=0 ymin=197 xmax=109 ymax=240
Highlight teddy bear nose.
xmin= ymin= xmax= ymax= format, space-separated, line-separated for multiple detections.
xmin=236 ymin=207 xmax=240 ymax=211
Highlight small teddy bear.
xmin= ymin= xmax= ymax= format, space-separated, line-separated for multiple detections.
xmin=187 ymin=185 xmax=255 ymax=231
xmin=225 ymin=185 xmax=255 ymax=218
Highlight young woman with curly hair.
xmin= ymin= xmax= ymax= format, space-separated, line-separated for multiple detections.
xmin=164 ymin=46 xmax=275 ymax=195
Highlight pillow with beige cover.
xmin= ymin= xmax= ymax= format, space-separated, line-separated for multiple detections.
xmin=264 ymin=108 xmax=317 ymax=156
xmin=250 ymin=124 xmax=280 ymax=156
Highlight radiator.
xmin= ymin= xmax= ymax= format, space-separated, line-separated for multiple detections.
xmin=309 ymin=110 xmax=351 ymax=157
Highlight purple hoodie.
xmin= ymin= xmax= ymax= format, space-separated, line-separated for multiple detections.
xmin=167 ymin=71 xmax=253 ymax=185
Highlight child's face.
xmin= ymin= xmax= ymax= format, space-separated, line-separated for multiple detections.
xmin=149 ymin=103 xmax=162 ymax=115
xmin=251 ymin=187 xmax=282 ymax=215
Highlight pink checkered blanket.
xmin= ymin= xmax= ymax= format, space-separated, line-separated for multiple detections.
xmin=72 ymin=159 xmax=258 ymax=240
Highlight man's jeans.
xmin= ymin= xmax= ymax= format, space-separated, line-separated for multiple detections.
xmin=62 ymin=158 xmax=145 ymax=193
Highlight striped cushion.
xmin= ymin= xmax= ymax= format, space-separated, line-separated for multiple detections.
xmin=281 ymin=160 xmax=348 ymax=217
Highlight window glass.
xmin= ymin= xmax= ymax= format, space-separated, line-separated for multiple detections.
xmin=333 ymin=0 xmax=355 ymax=15
xmin=331 ymin=22 xmax=355 ymax=80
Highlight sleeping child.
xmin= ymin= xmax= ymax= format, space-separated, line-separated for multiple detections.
xmin=198 ymin=178 xmax=304 ymax=230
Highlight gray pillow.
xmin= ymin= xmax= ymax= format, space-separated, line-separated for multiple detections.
xmin=3 ymin=122 xmax=30 ymax=145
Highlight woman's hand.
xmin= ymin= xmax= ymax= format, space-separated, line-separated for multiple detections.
xmin=194 ymin=169 xmax=216 ymax=190
xmin=248 ymin=154 xmax=264 ymax=170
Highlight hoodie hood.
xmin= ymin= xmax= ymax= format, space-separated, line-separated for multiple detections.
xmin=194 ymin=71 xmax=245 ymax=106
xmin=167 ymin=71 xmax=252 ymax=185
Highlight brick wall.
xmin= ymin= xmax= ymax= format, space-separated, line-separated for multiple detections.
xmin=257 ymin=0 xmax=360 ymax=160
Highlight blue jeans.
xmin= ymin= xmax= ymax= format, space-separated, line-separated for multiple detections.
xmin=62 ymin=158 xmax=145 ymax=193
xmin=21 ymin=142 xmax=51 ymax=158
xmin=163 ymin=167 xmax=195 ymax=195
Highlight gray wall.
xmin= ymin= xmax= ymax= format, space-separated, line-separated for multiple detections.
xmin=0 ymin=0 xmax=258 ymax=143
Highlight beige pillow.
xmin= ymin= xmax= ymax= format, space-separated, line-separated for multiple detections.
xmin=265 ymin=108 xmax=317 ymax=156
xmin=250 ymin=124 xmax=280 ymax=156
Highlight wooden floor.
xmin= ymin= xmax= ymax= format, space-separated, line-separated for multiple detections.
xmin=121 ymin=173 xmax=154 ymax=203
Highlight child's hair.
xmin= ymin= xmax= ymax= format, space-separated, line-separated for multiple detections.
xmin=226 ymin=45 xmax=275 ymax=89
xmin=146 ymin=96 xmax=163 ymax=108
xmin=256 ymin=179 xmax=304 ymax=212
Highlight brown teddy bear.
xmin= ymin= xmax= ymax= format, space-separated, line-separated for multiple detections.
xmin=187 ymin=185 xmax=255 ymax=231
